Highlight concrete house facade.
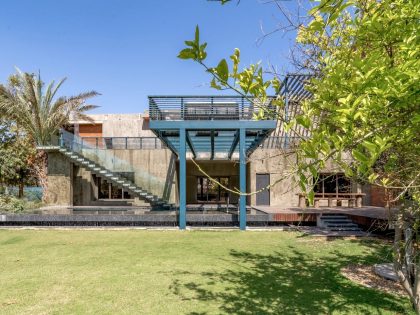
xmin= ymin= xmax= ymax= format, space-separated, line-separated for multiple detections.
xmin=44 ymin=77 xmax=386 ymax=229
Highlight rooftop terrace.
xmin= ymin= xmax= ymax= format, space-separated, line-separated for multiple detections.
xmin=148 ymin=96 xmax=277 ymax=160
xmin=148 ymin=95 xmax=277 ymax=121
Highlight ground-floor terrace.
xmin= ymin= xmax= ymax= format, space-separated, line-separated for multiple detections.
xmin=42 ymin=95 xmax=393 ymax=230
xmin=0 ymin=206 xmax=396 ymax=236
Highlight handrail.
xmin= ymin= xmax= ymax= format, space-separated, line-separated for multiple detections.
xmin=80 ymin=137 xmax=166 ymax=150
xmin=59 ymin=129 xmax=168 ymax=197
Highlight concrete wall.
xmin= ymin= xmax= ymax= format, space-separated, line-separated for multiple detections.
xmin=46 ymin=146 xmax=376 ymax=209
xmin=72 ymin=113 xmax=155 ymax=137
xmin=45 ymin=152 xmax=73 ymax=206
xmin=80 ymin=148 xmax=178 ymax=204
xmin=183 ymin=160 xmax=246 ymax=204
xmin=51 ymin=113 xmax=376 ymax=209
xmin=73 ymin=166 xmax=96 ymax=205
xmin=249 ymin=149 xmax=300 ymax=208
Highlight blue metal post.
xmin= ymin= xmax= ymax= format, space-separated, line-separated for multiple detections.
xmin=179 ymin=128 xmax=187 ymax=230
xmin=239 ymin=128 xmax=246 ymax=230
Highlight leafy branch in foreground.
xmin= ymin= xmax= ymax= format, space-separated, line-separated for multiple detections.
xmin=181 ymin=0 xmax=420 ymax=309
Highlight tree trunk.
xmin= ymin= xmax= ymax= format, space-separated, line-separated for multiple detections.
xmin=393 ymin=207 xmax=420 ymax=313
xmin=18 ymin=181 xmax=24 ymax=198
xmin=33 ymin=150 xmax=48 ymax=202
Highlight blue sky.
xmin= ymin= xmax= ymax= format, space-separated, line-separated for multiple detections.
xmin=0 ymin=0 xmax=303 ymax=113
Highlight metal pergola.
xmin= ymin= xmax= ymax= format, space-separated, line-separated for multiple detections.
xmin=148 ymin=75 xmax=312 ymax=230
xmin=149 ymin=96 xmax=277 ymax=230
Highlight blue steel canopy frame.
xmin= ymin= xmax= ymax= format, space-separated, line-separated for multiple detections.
xmin=149 ymin=120 xmax=276 ymax=231
xmin=149 ymin=96 xmax=277 ymax=231
xmin=148 ymin=76 xmax=313 ymax=229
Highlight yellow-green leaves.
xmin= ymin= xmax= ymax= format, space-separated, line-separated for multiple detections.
xmin=230 ymin=48 xmax=240 ymax=77
xmin=215 ymin=59 xmax=229 ymax=83
xmin=352 ymin=148 xmax=369 ymax=163
xmin=178 ymin=26 xmax=207 ymax=62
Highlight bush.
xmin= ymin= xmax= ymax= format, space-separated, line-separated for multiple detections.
xmin=0 ymin=194 xmax=26 ymax=212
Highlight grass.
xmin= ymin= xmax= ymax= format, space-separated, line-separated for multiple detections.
xmin=0 ymin=229 xmax=413 ymax=314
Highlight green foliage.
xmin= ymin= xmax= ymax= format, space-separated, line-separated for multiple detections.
xmin=179 ymin=27 xmax=281 ymax=101
xmin=0 ymin=194 xmax=25 ymax=212
xmin=178 ymin=26 xmax=207 ymax=62
xmin=294 ymin=0 xmax=420 ymax=202
xmin=0 ymin=193 xmax=42 ymax=212
xmin=0 ymin=119 xmax=36 ymax=190
xmin=182 ymin=0 xmax=419 ymax=203
xmin=0 ymin=69 xmax=100 ymax=146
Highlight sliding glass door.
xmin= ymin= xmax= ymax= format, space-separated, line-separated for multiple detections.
xmin=197 ymin=177 xmax=229 ymax=203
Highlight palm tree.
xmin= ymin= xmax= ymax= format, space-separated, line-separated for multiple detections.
xmin=0 ymin=69 xmax=99 ymax=200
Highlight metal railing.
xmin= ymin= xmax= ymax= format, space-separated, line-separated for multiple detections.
xmin=59 ymin=129 xmax=168 ymax=195
xmin=80 ymin=137 xmax=165 ymax=150
xmin=149 ymin=96 xmax=276 ymax=121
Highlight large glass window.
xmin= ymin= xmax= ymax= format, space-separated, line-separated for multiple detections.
xmin=97 ymin=177 xmax=132 ymax=200
xmin=197 ymin=177 xmax=230 ymax=203
xmin=313 ymin=173 xmax=351 ymax=195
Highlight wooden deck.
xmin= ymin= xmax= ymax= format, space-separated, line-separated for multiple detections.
xmin=252 ymin=206 xmax=396 ymax=230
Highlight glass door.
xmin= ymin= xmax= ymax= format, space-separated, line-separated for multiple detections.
xmin=196 ymin=177 xmax=229 ymax=203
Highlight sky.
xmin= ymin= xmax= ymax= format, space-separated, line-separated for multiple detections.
xmin=0 ymin=0 xmax=304 ymax=114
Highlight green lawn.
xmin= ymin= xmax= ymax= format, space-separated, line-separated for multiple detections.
xmin=0 ymin=229 xmax=412 ymax=314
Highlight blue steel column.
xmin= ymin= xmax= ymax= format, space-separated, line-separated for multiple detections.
xmin=239 ymin=128 xmax=246 ymax=230
xmin=179 ymin=128 xmax=187 ymax=229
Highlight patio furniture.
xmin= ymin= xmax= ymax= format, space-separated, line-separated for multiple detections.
xmin=297 ymin=192 xmax=366 ymax=208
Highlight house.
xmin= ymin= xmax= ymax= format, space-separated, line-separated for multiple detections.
xmin=43 ymin=75 xmax=385 ymax=229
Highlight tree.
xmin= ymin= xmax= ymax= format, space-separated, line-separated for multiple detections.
xmin=179 ymin=0 xmax=420 ymax=310
xmin=0 ymin=69 xmax=100 ymax=200
xmin=0 ymin=119 xmax=36 ymax=197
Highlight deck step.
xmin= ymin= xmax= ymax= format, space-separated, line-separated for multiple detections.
xmin=319 ymin=213 xmax=362 ymax=232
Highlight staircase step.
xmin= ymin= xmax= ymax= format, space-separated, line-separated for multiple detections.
xmin=59 ymin=147 xmax=168 ymax=208
xmin=330 ymin=227 xmax=361 ymax=231
xmin=326 ymin=224 xmax=359 ymax=228
xmin=322 ymin=220 xmax=353 ymax=224
xmin=321 ymin=215 xmax=348 ymax=219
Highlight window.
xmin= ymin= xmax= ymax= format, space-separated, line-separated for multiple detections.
xmin=97 ymin=177 xmax=133 ymax=200
xmin=197 ymin=177 xmax=230 ymax=203
xmin=313 ymin=173 xmax=351 ymax=195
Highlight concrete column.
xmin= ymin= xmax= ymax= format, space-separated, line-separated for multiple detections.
xmin=45 ymin=151 xmax=73 ymax=206
xmin=239 ymin=128 xmax=246 ymax=230
xmin=179 ymin=128 xmax=187 ymax=230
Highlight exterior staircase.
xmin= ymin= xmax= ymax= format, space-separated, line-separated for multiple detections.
xmin=318 ymin=214 xmax=361 ymax=232
xmin=58 ymin=147 xmax=173 ymax=210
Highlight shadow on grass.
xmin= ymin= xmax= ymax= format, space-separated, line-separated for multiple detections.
xmin=170 ymin=239 xmax=410 ymax=315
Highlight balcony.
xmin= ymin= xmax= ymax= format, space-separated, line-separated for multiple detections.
xmin=148 ymin=96 xmax=276 ymax=121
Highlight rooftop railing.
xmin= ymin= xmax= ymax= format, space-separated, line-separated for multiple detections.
xmin=148 ymin=96 xmax=276 ymax=121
